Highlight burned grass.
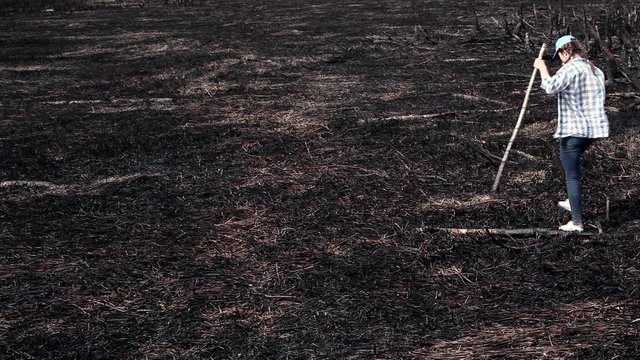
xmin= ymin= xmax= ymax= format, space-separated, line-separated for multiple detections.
xmin=1 ymin=1 xmax=639 ymax=359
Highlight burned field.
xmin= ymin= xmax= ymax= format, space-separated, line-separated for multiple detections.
xmin=1 ymin=0 xmax=639 ymax=358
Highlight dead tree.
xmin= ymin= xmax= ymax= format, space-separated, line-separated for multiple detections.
xmin=585 ymin=6 xmax=640 ymax=90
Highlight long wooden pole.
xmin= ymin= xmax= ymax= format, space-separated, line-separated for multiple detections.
xmin=491 ymin=43 xmax=546 ymax=192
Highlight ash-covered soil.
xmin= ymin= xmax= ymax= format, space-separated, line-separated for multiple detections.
xmin=1 ymin=1 xmax=639 ymax=358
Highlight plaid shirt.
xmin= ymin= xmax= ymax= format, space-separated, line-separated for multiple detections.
xmin=540 ymin=58 xmax=609 ymax=138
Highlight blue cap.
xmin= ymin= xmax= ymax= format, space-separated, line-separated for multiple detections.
xmin=553 ymin=35 xmax=577 ymax=59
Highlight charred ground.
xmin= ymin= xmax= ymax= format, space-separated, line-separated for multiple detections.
xmin=1 ymin=1 xmax=639 ymax=359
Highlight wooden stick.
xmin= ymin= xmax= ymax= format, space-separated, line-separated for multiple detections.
xmin=491 ymin=43 xmax=546 ymax=192
xmin=427 ymin=227 xmax=594 ymax=236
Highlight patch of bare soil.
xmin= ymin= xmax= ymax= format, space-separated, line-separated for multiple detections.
xmin=1 ymin=1 xmax=639 ymax=359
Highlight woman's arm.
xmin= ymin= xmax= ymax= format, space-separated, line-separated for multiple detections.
xmin=533 ymin=59 xmax=550 ymax=80
xmin=533 ymin=59 xmax=572 ymax=95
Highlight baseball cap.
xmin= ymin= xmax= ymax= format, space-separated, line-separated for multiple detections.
xmin=553 ymin=35 xmax=577 ymax=59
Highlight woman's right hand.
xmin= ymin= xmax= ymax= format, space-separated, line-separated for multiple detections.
xmin=533 ymin=58 xmax=546 ymax=71
xmin=533 ymin=58 xmax=550 ymax=80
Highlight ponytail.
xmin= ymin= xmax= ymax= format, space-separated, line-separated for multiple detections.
xmin=562 ymin=41 xmax=597 ymax=74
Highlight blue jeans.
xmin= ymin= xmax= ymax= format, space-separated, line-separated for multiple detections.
xmin=559 ymin=137 xmax=594 ymax=225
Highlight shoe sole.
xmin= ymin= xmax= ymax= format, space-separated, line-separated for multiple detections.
xmin=559 ymin=227 xmax=583 ymax=232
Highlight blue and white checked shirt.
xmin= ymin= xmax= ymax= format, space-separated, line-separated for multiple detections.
xmin=540 ymin=58 xmax=609 ymax=138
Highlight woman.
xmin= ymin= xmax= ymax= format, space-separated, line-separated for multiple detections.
xmin=533 ymin=35 xmax=609 ymax=232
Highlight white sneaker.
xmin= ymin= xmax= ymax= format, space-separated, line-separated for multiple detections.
xmin=558 ymin=199 xmax=571 ymax=212
xmin=559 ymin=221 xmax=583 ymax=232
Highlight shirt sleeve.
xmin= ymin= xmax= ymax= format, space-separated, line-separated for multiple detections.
xmin=595 ymin=67 xmax=606 ymax=93
xmin=540 ymin=66 xmax=573 ymax=95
